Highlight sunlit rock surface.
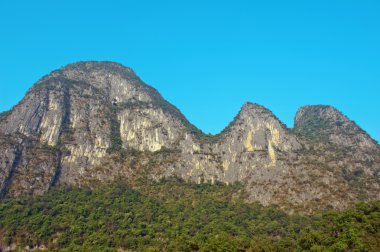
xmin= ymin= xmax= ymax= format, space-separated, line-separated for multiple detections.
xmin=0 ymin=61 xmax=379 ymax=212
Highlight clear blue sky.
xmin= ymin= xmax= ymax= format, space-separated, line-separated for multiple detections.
xmin=0 ymin=1 xmax=379 ymax=142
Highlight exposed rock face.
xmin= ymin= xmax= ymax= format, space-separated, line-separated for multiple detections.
xmin=0 ymin=61 xmax=379 ymax=212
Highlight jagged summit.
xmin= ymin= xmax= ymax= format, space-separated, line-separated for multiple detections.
xmin=0 ymin=61 xmax=378 ymax=212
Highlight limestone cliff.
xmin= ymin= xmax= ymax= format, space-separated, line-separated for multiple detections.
xmin=0 ymin=61 xmax=379 ymax=212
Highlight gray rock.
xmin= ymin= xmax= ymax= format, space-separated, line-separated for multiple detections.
xmin=0 ymin=61 xmax=379 ymax=212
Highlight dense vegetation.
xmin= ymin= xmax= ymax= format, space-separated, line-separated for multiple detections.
xmin=0 ymin=178 xmax=379 ymax=251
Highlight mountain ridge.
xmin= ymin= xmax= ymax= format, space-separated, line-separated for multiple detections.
xmin=1 ymin=61 xmax=377 ymax=142
xmin=0 ymin=61 xmax=379 ymax=213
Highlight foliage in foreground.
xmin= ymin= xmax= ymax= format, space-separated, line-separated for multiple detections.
xmin=0 ymin=178 xmax=379 ymax=251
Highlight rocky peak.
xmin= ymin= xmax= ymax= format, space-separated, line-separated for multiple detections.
xmin=295 ymin=105 xmax=347 ymax=127
xmin=0 ymin=61 xmax=193 ymax=138
xmin=0 ymin=61 xmax=378 ymax=212
xmin=220 ymin=102 xmax=284 ymax=134
xmin=241 ymin=102 xmax=275 ymax=114
xmin=294 ymin=105 xmax=377 ymax=149
xmin=40 ymin=61 xmax=136 ymax=85
xmin=217 ymin=102 xmax=300 ymax=161
xmin=238 ymin=102 xmax=288 ymax=127
xmin=34 ymin=61 xmax=161 ymax=104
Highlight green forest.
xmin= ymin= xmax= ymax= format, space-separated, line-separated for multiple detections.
xmin=0 ymin=178 xmax=379 ymax=252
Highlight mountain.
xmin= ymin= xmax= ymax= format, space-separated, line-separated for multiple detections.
xmin=0 ymin=61 xmax=379 ymax=212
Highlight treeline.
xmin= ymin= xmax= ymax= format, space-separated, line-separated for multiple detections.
xmin=0 ymin=178 xmax=379 ymax=251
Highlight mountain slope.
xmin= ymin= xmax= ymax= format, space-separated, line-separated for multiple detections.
xmin=1 ymin=180 xmax=379 ymax=251
xmin=0 ymin=61 xmax=379 ymax=212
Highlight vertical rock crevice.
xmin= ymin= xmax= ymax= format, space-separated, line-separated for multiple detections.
xmin=48 ymin=151 xmax=62 ymax=189
xmin=34 ymin=91 xmax=50 ymax=134
xmin=0 ymin=146 xmax=22 ymax=198
xmin=49 ymin=85 xmax=71 ymax=189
